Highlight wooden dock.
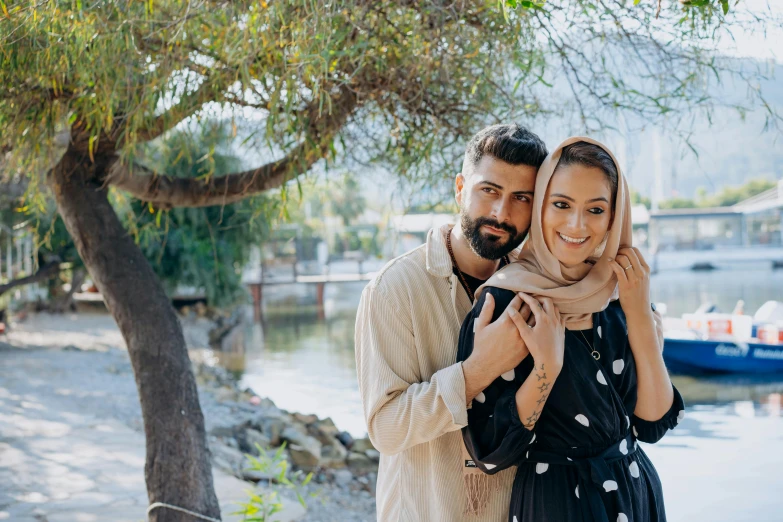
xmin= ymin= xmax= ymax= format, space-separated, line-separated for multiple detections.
xmin=246 ymin=272 xmax=377 ymax=321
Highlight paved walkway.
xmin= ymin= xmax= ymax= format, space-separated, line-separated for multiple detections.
xmin=0 ymin=341 xmax=305 ymax=522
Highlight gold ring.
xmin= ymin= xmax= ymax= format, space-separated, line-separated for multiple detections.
xmin=624 ymin=264 xmax=632 ymax=270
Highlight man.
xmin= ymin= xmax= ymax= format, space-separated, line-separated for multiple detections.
xmin=355 ymin=124 xmax=548 ymax=521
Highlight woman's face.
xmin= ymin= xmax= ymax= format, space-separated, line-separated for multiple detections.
xmin=542 ymin=163 xmax=613 ymax=268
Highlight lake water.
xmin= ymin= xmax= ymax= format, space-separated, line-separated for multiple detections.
xmin=232 ymin=267 xmax=783 ymax=521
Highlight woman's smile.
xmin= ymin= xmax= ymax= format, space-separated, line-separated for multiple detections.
xmin=556 ymin=232 xmax=590 ymax=246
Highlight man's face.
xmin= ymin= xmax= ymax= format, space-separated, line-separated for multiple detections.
xmin=455 ymin=155 xmax=537 ymax=260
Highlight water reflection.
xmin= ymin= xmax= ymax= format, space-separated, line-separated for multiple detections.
xmin=651 ymin=267 xmax=783 ymax=317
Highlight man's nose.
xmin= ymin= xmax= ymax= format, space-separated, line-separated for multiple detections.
xmin=492 ymin=199 xmax=511 ymax=223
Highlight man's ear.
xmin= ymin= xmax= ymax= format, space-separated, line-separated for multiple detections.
xmin=455 ymin=172 xmax=466 ymax=206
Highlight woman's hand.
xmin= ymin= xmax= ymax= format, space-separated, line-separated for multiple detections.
xmin=609 ymin=247 xmax=653 ymax=322
xmin=508 ymin=293 xmax=566 ymax=374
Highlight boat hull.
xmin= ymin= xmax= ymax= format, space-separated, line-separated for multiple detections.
xmin=663 ymin=338 xmax=783 ymax=374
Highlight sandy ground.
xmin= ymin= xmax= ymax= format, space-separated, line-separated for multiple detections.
xmin=0 ymin=312 xmax=375 ymax=522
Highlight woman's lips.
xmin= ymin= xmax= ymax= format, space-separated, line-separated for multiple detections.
xmin=557 ymin=232 xmax=589 ymax=249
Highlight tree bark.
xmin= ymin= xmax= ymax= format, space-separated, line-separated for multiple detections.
xmin=49 ymin=148 xmax=220 ymax=521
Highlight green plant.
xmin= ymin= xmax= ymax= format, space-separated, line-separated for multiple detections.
xmin=233 ymin=443 xmax=320 ymax=522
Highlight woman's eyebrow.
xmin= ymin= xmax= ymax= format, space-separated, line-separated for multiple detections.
xmin=550 ymin=193 xmax=609 ymax=204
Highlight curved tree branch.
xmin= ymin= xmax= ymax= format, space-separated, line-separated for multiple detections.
xmin=108 ymin=86 xmax=358 ymax=207
xmin=0 ymin=261 xmax=63 ymax=298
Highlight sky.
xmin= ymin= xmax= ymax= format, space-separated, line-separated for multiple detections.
xmin=714 ymin=0 xmax=782 ymax=62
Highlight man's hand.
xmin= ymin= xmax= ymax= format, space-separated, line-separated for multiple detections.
xmin=463 ymin=292 xmax=532 ymax=402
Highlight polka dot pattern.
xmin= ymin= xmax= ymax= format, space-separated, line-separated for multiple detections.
xmin=613 ymin=359 xmax=625 ymax=374
xmin=536 ymin=463 xmax=549 ymax=474
xmin=575 ymin=414 xmax=590 ymax=427
xmin=629 ymin=461 xmax=640 ymax=478
xmin=597 ymin=371 xmax=607 ymax=385
xmin=475 ymin=392 xmax=486 ymax=404
xmin=501 ymin=369 xmax=515 ymax=381
xmin=603 ymin=480 xmax=619 ymax=492
xmin=617 ymin=514 xmax=628 ymax=522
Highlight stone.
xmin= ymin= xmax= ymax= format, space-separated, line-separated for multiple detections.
xmin=209 ymin=423 xmax=237 ymax=438
xmin=255 ymin=417 xmax=287 ymax=446
xmin=282 ymin=426 xmax=319 ymax=451
xmin=293 ymin=412 xmax=319 ymax=425
xmin=282 ymin=426 xmax=322 ymax=469
xmin=289 ymin=443 xmax=321 ymax=469
xmin=309 ymin=418 xmax=343 ymax=450
xmin=319 ymin=439 xmax=348 ymax=469
xmin=365 ymin=449 xmax=380 ymax=462
xmin=347 ymin=451 xmax=377 ymax=472
xmin=333 ymin=469 xmax=354 ymax=488
xmin=313 ymin=417 xmax=339 ymax=436
xmin=210 ymin=443 xmax=244 ymax=476
xmin=243 ymin=428 xmax=272 ymax=455
xmin=351 ymin=437 xmax=375 ymax=453
xmin=336 ymin=431 xmax=354 ymax=449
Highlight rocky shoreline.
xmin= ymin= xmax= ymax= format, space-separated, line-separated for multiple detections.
xmin=194 ymin=361 xmax=379 ymax=502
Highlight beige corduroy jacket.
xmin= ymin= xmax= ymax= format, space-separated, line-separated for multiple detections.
xmin=355 ymin=225 xmax=515 ymax=522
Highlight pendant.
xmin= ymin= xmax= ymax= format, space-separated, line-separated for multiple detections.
xmin=591 ymin=351 xmax=601 ymax=361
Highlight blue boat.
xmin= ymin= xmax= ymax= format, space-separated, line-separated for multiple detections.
xmin=663 ymin=338 xmax=783 ymax=374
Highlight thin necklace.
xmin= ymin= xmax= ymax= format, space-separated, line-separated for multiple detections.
xmin=578 ymin=329 xmax=601 ymax=361
xmin=446 ymin=227 xmax=508 ymax=302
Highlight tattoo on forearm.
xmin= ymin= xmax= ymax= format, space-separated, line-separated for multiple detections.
xmin=522 ymin=363 xmax=553 ymax=430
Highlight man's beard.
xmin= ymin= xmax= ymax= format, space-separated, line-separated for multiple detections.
xmin=460 ymin=212 xmax=528 ymax=260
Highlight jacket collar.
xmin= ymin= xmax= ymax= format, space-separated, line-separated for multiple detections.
xmin=425 ymin=224 xmax=455 ymax=278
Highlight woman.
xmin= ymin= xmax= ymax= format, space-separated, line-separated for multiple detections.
xmin=457 ymin=137 xmax=684 ymax=522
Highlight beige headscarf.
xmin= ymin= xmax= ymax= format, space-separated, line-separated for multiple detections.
xmin=461 ymin=136 xmax=632 ymax=515
xmin=478 ymin=135 xmax=632 ymax=329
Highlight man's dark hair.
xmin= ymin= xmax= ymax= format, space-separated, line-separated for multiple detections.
xmin=462 ymin=123 xmax=548 ymax=174
xmin=556 ymin=141 xmax=619 ymax=205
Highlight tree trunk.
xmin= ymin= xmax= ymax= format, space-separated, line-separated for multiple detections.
xmin=49 ymin=148 xmax=221 ymax=521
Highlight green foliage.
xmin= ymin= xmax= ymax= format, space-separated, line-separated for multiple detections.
xmin=233 ymin=442 xmax=320 ymax=522
xmin=123 ymin=124 xmax=274 ymax=306
xmin=657 ymin=177 xmax=777 ymax=209
xmin=630 ymin=189 xmax=652 ymax=209
xmin=702 ymin=178 xmax=777 ymax=207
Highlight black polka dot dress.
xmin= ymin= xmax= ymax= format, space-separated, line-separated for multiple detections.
xmin=457 ymin=287 xmax=685 ymax=522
